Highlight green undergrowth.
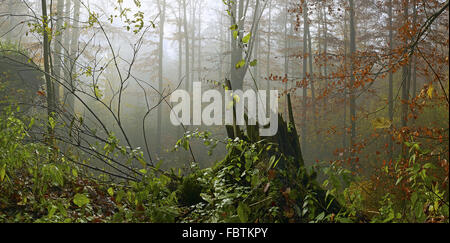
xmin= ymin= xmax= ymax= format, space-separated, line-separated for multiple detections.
xmin=0 ymin=109 xmax=448 ymax=223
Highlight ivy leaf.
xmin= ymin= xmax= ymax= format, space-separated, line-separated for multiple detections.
xmin=73 ymin=193 xmax=90 ymax=207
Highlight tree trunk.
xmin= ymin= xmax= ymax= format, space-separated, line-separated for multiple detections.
xmin=190 ymin=3 xmax=196 ymax=85
xmin=302 ymin=0 xmax=308 ymax=149
xmin=197 ymin=5 xmax=202 ymax=80
xmin=343 ymin=8 xmax=348 ymax=157
xmin=41 ymin=0 xmax=55 ymax=137
xmin=411 ymin=0 xmax=417 ymax=101
xmin=157 ymin=0 xmax=166 ymax=153
xmin=53 ymin=0 xmax=65 ymax=104
xmin=307 ymin=16 xmax=317 ymax=129
xmin=388 ymin=0 xmax=394 ymax=160
xmin=227 ymin=0 xmax=262 ymax=91
xmin=178 ymin=3 xmax=183 ymax=84
xmin=62 ymin=0 xmax=71 ymax=106
xmin=401 ymin=0 xmax=411 ymax=128
xmin=349 ymin=0 xmax=357 ymax=158
xmin=323 ymin=3 xmax=328 ymax=108
xmin=66 ymin=0 xmax=80 ymax=115
xmin=284 ymin=1 xmax=289 ymax=117
xmin=183 ymin=0 xmax=190 ymax=92
xmin=266 ymin=1 xmax=271 ymax=90
xmin=219 ymin=9 xmax=224 ymax=81
xmin=229 ymin=0 xmax=245 ymax=90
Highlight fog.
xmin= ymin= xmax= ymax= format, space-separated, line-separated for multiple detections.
xmin=1 ymin=0 xmax=448 ymax=176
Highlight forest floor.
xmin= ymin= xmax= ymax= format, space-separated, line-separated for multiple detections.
xmin=1 ymin=109 xmax=448 ymax=223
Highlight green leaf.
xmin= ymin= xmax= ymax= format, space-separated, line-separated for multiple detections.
xmin=423 ymin=163 xmax=435 ymax=169
xmin=237 ymin=202 xmax=250 ymax=223
xmin=47 ymin=205 xmax=57 ymax=218
xmin=233 ymin=30 xmax=238 ymax=40
xmin=0 ymin=165 xmax=5 ymax=182
xmin=72 ymin=168 xmax=78 ymax=178
xmin=48 ymin=116 xmax=56 ymax=130
xmin=73 ymin=193 xmax=90 ymax=207
xmin=242 ymin=32 xmax=251 ymax=43
xmin=250 ymin=59 xmax=257 ymax=67
xmin=107 ymin=187 xmax=114 ymax=197
xmin=269 ymin=155 xmax=276 ymax=168
xmin=94 ymin=85 xmax=103 ymax=99
xmin=235 ymin=59 xmax=245 ymax=69
xmin=315 ymin=212 xmax=325 ymax=221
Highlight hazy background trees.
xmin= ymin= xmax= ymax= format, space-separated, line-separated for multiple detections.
xmin=0 ymin=0 xmax=448 ymax=178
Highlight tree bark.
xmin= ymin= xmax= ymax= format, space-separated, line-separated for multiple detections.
xmin=266 ymin=1 xmax=271 ymax=90
xmin=41 ymin=0 xmax=55 ymax=137
xmin=388 ymin=0 xmax=394 ymax=160
xmin=157 ymin=0 xmax=166 ymax=153
xmin=197 ymin=4 xmax=202 ymax=80
xmin=53 ymin=0 xmax=65 ymax=104
xmin=307 ymin=15 xmax=317 ymax=129
xmin=302 ymin=0 xmax=308 ymax=149
xmin=183 ymin=0 xmax=190 ymax=92
xmin=66 ymin=0 xmax=80 ymax=115
xmin=349 ymin=0 xmax=357 ymax=157
xmin=401 ymin=0 xmax=411 ymax=128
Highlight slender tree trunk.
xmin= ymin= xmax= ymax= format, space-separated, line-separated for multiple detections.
xmin=197 ymin=5 xmax=202 ymax=80
xmin=219 ymin=10 xmax=224 ymax=81
xmin=190 ymin=3 xmax=196 ymax=85
xmin=284 ymin=0 xmax=289 ymax=117
xmin=307 ymin=18 xmax=316 ymax=128
xmin=41 ymin=0 xmax=55 ymax=137
xmin=318 ymin=4 xmax=322 ymax=96
xmin=411 ymin=0 xmax=417 ymax=100
xmin=229 ymin=0 xmax=244 ymax=90
xmin=53 ymin=0 xmax=65 ymax=104
xmin=183 ymin=0 xmax=190 ymax=92
xmin=255 ymin=28 xmax=260 ymax=84
xmin=157 ymin=0 xmax=166 ymax=153
xmin=62 ymin=0 xmax=71 ymax=106
xmin=388 ymin=0 xmax=394 ymax=160
xmin=401 ymin=0 xmax=411 ymax=128
xmin=266 ymin=1 xmax=272 ymax=90
xmin=302 ymin=0 xmax=308 ymax=149
xmin=67 ymin=0 xmax=80 ymax=115
xmin=349 ymin=0 xmax=357 ymax=166
xmin=343 ymin=8 xmax=348 ymax=157
xmin=323 ymin=3 xmax=328 ymax=108
xmin=176 ymin=3 xmax=183 ymax=139
xmin=6 ymin=0 xmax=14 ymax=42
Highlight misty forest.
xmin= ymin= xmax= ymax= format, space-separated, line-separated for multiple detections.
xmin=0 ymin=0 xmax=448 ymax=223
